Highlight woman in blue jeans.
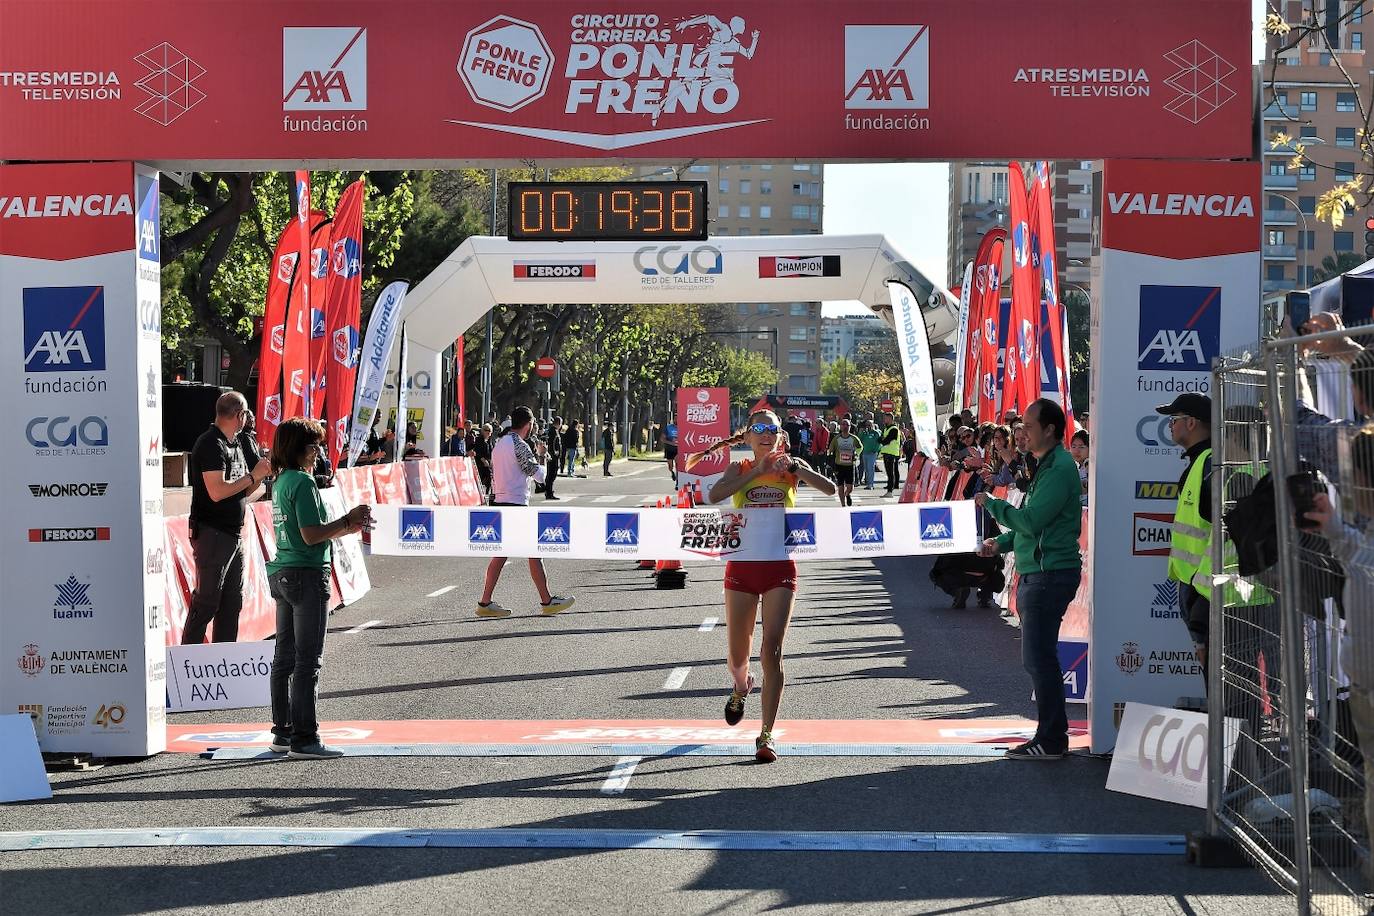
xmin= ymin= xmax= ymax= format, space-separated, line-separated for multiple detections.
xmin=265 ymin=417 xmax=370 ymax=759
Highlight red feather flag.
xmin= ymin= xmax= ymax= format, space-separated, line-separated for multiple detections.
xmin=1006 ymin=162 xmax=1040 ymax=415
xmin=324 ymin=179 xmax=365 ymax=467
xmin=975 ymin=231 xmax=1007 ymax=423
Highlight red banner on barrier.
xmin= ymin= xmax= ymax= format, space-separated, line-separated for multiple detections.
xmin=0 ymin=2 xmax=1251 ymax=163
xmin=163 ymin=516 xmax=195 ymax=646
xmin=369 ymin=462 xmax=408 ymax=504
xmin=453 ymin=457 xmax=485 ymax=506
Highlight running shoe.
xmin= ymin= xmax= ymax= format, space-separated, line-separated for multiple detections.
xmin=723 ymin=673 xmax=756 ymax=726
xmin=1004 ymin=739 xmax=1066 ymax=760
xmin=268 ymin=736 xmax=290 ymax=753
xmin=476 ymin=601 xmax=512 ymax=618
xmin=540 ymin=595 xmax=576 ymax=615
xmin=288 ymin=743 xmax=345 ymax=760
xmin=755 ymin=732 xmax=778 ymax=763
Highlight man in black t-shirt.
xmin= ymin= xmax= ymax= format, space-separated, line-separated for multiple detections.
xmin=782 ymin=414 xmax=803 ymax=455
xmin=183 ymin=391 xmax=272 ymax=644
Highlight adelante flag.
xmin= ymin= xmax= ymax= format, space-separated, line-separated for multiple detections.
xmin=348 ymin=280 xmax=409 ymax=467
xmin=953 ymin=260 xmax=974 ymax=412
xmin=1006 ymin=162 xmax=1039 ymax=414
xmin=324 ymin=179 xmax=364 ymax=466
xmin=887 ymin=280 xmax=938 ymax=460
xmin=281 ymin=171 xmax=313 ymax=421
xmin=975 ymin=229 xmax=1007 ymax=423
xmin=1031 ymin=161 xmax=1074 ymax=438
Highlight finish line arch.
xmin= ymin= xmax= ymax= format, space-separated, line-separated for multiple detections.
xmin=393 ymin=233 xmax=958 ymax=450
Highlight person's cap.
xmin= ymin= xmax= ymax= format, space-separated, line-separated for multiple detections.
xmin=1155 ymin=393 xmax=1211 ymax=422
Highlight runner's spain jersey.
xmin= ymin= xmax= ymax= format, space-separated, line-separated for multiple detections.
xmin=731 ymin=457 xmax=798 ymax=508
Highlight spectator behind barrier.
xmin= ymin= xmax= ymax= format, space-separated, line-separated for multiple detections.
xmin=1070 ymin=429 xmax=1089 ymax=507
xmin=1292 ymin=311 xmax=1374 ymax=478
xmin=1307 ymin=427 xmax=1374 ymax=886
xmin=183 ymin=391 xmax=273 ymax=645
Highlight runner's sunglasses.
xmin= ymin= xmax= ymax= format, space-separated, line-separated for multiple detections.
xmin=749 ymin=422 xmax=780 ymax=434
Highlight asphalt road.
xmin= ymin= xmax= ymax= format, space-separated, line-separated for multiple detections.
xmin=0 ymin=457 xmax=1294 ymax=914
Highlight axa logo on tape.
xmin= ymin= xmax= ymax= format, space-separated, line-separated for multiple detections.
xmin=468 ymin=510 xmax=503 ymax=551
xmin=283 ymin=27 xmax=367 ymax=110
xmin=758 ymin=255 xmax=840 ymax=278
xmin=537 ymin=511 xmax=571 ymax=551
xmin=1133 ymin=512 xmax=1173 ymax=556
xmin=399 ymin=508 xmax=435 ymax=548
xmin=844 ymin=25 xmax=928 ymax=110
xmin=784 ymin=512 xmax=817 ymax=550
xmin=513 ymin=261 xmax=595 ymax=280
xmin=1137 ymin=285 xmax=1220 ymax=373
xmin=1136 ymin=480 xmax=1179 ymax=500
xmin=605 ymin=512 xmax=640 ymax=551
xmin=919 ymin=506 xmax=954 ymax=543
xmin=29 ymin=527 xmax=111 ymax=543
xmin=850 ymin=510 xmax=885 ymax=550
xmin=23 ymin=286 xmax=106 ymax=373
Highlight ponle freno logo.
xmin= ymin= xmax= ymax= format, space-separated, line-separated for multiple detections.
xmin=453 ymin=13 xmax=762 ymax=148
xmin=283 ymin=27 xmax=368 ymax=133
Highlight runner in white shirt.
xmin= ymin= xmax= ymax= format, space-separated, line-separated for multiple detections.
xmin=475 ymin=406 xmax=575 ymax=618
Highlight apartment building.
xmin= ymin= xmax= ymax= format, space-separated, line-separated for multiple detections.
xmin=1261 ymin=1 xmax=1372 ymax=305
xmin=636 ymin=162 xmax=825 ymax=395
xmin=821 ymin=313 xmax=893 ymax=366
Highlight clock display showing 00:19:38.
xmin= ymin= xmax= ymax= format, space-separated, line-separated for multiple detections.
xmin=507 ymin=181 xmax=707 ymax=241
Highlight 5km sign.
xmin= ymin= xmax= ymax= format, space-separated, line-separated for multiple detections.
xmin=0 ymin=1 xmax=1251 ymax=164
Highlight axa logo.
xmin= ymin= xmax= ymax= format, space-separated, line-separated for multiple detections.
xmin=23 ymin=286 xmax=106 ymax=373
xmin=919 ymin=507 xmax=953 ymax=542
xmin=850 ymin=510 xmax=885 ymax=547
xmin=538 ymin=511 xmax=571 ymax=545
xmin=137 ymin=176 xmax=159 ymax=263
xmin=1012 ymin=222 xmax=1031 ymax=268
xmin=1138 ymin=285 xmax=1220 ymax=372
xmin=400 ymin=508 xmax=435 ymax=544
xmin=469 ymin=510 xmax=503 ymax=544
xmin=784 ymin=512 xmax=817 ymax=547
xmin=283 ymin=27 xmax=367 ymax=110
xmin=332 ymin=236 xmax=361 ymax=278
xmin=844 ymin=25 xmax=928 ymax=109
xmin=606 ymin=513 xmax=640 ymax=547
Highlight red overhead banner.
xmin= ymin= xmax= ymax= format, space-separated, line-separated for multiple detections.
xmin=0 ymin=1 xmax=1251 ymax=163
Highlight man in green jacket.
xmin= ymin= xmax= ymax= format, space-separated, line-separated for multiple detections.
xmin=975 ymin=398 xmax=1083 ymax=760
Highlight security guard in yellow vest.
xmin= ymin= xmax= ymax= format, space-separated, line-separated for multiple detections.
xmin=1157 ymin=393 xmax=1214 ymax=669
xmin=879 ymin=411 xmax=903 ymax=495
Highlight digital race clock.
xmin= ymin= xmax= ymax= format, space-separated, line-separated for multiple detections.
xmin=507 ymin=181 xmax=708 ymax=242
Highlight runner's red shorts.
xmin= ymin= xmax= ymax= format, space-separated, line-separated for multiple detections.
xmin=723 ymin=560 xmax=797 ymax=596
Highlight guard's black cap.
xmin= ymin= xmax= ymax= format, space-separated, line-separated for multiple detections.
xmin=1155 ymin=393 xmax=1211 ymax=423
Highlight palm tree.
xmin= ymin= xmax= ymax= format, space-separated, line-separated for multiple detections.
xmin=1311 ymin=252 xmax=1367 ymax=284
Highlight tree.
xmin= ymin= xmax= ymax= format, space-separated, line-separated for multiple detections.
xmin=819 ymin=355 xmax=860 ymax=405
xmin=1064 ymin=288 xmax=1091 ymax=418
xmin=1311 ymin=251 xmax=1367 ymax=284
xmin=682 ymin=347 xmax=780 ymax=407
xmin=1264 ymin=4 xmax=1372 ymax=227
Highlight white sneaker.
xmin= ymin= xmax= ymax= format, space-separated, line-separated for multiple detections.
xmin=476 ymin=601 xmax=512 ymax=618
xmin=540 ymin=595 xmax=576 ymax=615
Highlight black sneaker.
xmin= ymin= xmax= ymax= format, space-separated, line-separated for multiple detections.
xmin=288 ymin=743 xmax=346 ymax=760
xmin=1004 ymin=739 xmax=1066 ymax=760
xmin=951 ymin=587 xmax=969 ymax=609
xmin=723 ymin=674 xmax=755 ymax=726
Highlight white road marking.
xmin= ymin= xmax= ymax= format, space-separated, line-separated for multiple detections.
xmin=662 ymin=666 xmax=692 ymax=690
xmin=592 ymin=495 xmax=626 ymax=503
xmin=698 ymin=617 xmax=718 ymax=632
xmin=426 ymin=586 xmax=456 ymax=598
xmin=599 ymin=756 xmax=642 ymax=795
xmin=345 ymin=620 xmax=382 ymax=634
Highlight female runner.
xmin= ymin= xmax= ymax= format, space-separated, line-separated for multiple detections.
xmin=697 ymin=410 xmax=836 ymax=762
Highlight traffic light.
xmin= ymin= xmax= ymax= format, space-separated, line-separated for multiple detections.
xmin=1366 ymin=216 xmax=1374 ymax=260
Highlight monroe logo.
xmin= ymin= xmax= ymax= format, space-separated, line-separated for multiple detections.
xmin=605 ymin=513 xmax=640 ymax=550
xmin=784 ymin=512 xmax=817 ymax=551
xmin=0 ymin=194 xmax=132 ymax=219
xmin=53 ymin=575 xmax=94 ymax=620
xmin=29 ymin=527 xmax=111 ymax=543
xmin=513 ymin=262 xmax=595 ymax=280
xmin=23 ymin=286 xmax=106 ymax=372
xmin=468 ymin=510 xmax=503 ymax=550
xmin=283 ymin=27 xmax=367 ymax=110
xmin=685 ymin=403 xmax=719 ymax=423
xmin=844 ymin=25 xmax=928 ymax=109
xmin=1138 ymin=285 xmax=1220 ymax=373
xmin=1108 ymin=193 xmax=1253 ymax=218
xmin=538 ymin=511 xmax=571 ymax=550
xmin=1133 ymin=513 xmax=1173 ymax=557
xmin=399 ymin=508 xmax=435 ymax=548
xmin=29 ymin=482 xmax=108 ymax=498
xmin=919 ymin=507 xmax=953 ymax=542
xmin=27 ymin=416 xmax=109 ymax=455
xmin=758 ymin=255 xmax=841 ymax=278
xmin=1136 ymin=480 xmax=1179 ymax=500
xmin=850 ymin=511 xmax=885 ymax=550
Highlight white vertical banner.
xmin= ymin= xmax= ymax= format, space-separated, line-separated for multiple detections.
xmin=887 ymin=280 xmax=939 ymax=459
xmin=387 ymin=338 xmax=442 ymax=456
xmin=393 ymin=324 xmax=409 ymax=461
xmin=0 ymin=161 xmax=165 ymax=756
xmin=952 ymin=261 xmax=973 ymax=411
xmin=1087 ymin=160 xmax=1261 ymax=753
xmin=347 ymin=280 xmax=407 ymax=466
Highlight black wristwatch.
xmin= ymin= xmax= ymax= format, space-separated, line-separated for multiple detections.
xmin=788 ymin=461 xmax=799 ymax=473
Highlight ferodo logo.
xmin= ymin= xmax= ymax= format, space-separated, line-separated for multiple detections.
xmin=513 ymin=261 xmax=595 ymax=280
xmin=29 ymin=527 xmax=111 ymax=543
xmin=1132 ymin=512 xmax=1173 ymax=557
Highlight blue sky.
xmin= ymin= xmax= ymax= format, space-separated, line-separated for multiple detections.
xmin=821 ymin=0 xmax=1268 ymax=316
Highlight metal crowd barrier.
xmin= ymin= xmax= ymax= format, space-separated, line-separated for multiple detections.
xmin=1204 ymin=332 xmax=1372 ymax=916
